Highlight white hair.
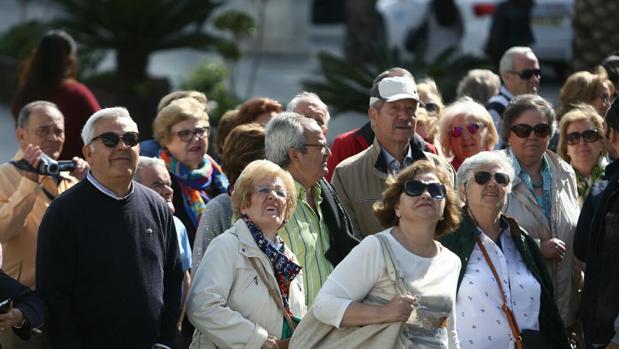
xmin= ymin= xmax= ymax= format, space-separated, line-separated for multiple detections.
xmin=286 ymin=91 xmax=330 ymax=121
xmin=134 ymin=156 xmax=166 ymax=183
xmin=265 ymin=112 xmax=317 ymax=168
xmin=499 ymin=46 xmax=535 ymax=76
xmin=81 ymin=107 xmax=138 ymax=145
xmin=456 ymin=151 xmax=516 ymax=198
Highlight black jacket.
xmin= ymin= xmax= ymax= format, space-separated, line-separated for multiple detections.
xmin=0 ymin=269 xmax=47 ymax=340
xmin=440 ymin=213 xmax=569 ymax=349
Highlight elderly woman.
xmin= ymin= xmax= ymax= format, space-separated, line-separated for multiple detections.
xmin=187 ymin=159 xmax=305 ymax=349
xmin=440 ymin=151 xmax=569 ymax=349
xmin=192 ymin=123 xmax=266 ymax=272
xmin=558 ymin=69 xmax=614 ymax=120
xmin=154 ymin=97 xmax=228 ymax=244
xmin=499 ymin=94 xmax=581 ymax=333
xmin=438 ymin=97 xmax=499 ymax=170
xmin=308 ymin=160 xmax=462 ymax=348
xmin=558 ymin=104 xmax=608 ymax=205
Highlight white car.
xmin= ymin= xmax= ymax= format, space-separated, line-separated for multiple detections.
xmin=376 ymin=0 xmax=573 ymax=66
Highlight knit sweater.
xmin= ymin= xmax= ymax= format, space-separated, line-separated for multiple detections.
xmin=36 ymin=179 xmax=183 ymax=349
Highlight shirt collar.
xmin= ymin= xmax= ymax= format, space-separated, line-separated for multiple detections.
xmin=500 ymin=85 xmax=514 ymax=100
xmin=380 ymin=145 xmax=413 ymax=175
xmin=294 ymin=179 xmax=323 ymax=205
xmin=86 ymin=171 xmax=134 ymax=200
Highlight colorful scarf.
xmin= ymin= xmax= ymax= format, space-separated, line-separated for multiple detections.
xmin=509 ymin=147 xmax=553 ymax=223
xmin=159 ymin=149 xmax=228 ymax=228
xmin=241 ymin=214 xmax=301 ymax=316
xmin=574 ymin=156 xmax=608 ymax=206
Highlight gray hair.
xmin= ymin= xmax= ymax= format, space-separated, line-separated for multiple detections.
xmin=502 ymin=94 xmax=556 ymax=143
xmin=134 ymin=156 xmax=166 ymax=183
xmin=456 ymin=151 xmax=516 ymax=197
xmin=265 ymin=112 xmax=316 ymax=168
xmin=456 ymin=69 xmax=501 ymax=104
xmin=499 ymin=46 xmax=535 ymax=76
xmin=17 ymin=101 xmax=61 ymax=128
xmin=286 ymin=91 xmax=331 ymax=121
xmin=81 ymin=107 xmax=138 ymax=145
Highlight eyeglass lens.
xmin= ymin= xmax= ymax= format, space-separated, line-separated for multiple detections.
xmin=403 ymin=180 xmax=446 ymax=199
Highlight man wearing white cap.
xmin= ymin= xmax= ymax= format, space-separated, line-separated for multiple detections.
xmin=330 ymin=73 xmax=454 ymax=237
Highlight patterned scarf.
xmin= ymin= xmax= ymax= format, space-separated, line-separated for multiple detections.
xmin=574 ymin=156 xmax=608 ymax=205
xmin=508 ymin=147 xmax=553 ymax=223
xmin=159 ymin=149 xmax=228 ymax=228
xmin=241 ymin=214 xmax=301 ymax=315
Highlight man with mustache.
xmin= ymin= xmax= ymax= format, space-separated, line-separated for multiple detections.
xmin=0 ymin=100 xmax=87 ymax=349
xmin=265 ymin=113 xmax=358 ymax=306
xmin=331 ymin=73 xmax=453 ymax=237
xmin=36 ymin=107 xmax=182 ymax=349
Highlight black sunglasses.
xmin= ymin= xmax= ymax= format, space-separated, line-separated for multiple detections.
xmin=473 ymin=171 xmax=510 ymax=186
xmin=450 ymin=122 xmax=483 ymax=138
xmin=177 ymin=126 xmax=209 ymax=142
xmin=91 ymin=131 xmax=140 ymax=148
xmin=566 ymin=129 xmax=601 ymax=145
xmin=509 ymin=68 xmax=541 ymax=80
xmin=403 ymin=180 xmax=446 ymax=200
xmin=510 ymin=123 xmax=551 ymax=138
xmin=423 ymin=102 xmax=440 ymax=113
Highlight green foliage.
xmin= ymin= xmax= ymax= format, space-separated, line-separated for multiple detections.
xmin=212 ymin=11 xmax=256 ymax=62
xmin=0 ymin=20 xmax=49 ymax=61
xmin=303 ymin=41 xmax=488 ymax=115
xmin=181 ymin=60 xmax=240 ymax=124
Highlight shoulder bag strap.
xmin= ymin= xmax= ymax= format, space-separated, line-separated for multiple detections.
xmin=476 ymin=236 xmax=523 ymax=349
xmin=375 ymin=233 xmax=408 ymax=295
xmin=248 ymin=258 xmax=297 ymax=332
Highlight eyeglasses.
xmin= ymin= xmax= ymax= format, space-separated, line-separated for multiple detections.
xmin=403 ymin=180 xmax=446 ymax=200
xmin=450 ymin=122 xmax=483 ymax=138
xmin=423 ymin=102 xmax=440 ymax=113
xmin=510 ymin=123 xmax=551 ymax=138
xmin=508 ymin=68 xmax=541 ymax=80
xmin=176 ymin=126 xmax=209 ymax=142
xmin=473 ymin=171 xmax=510 ymax=186
xmin=255 ymin=185 xmax=288 ymax=199
xmin=303 ymin=143 xmax=329 ymax=152
xmin=91 ymin=131 xmax=140 ymax=148
xmin=566 ymin=129 xmax=601 ymax=145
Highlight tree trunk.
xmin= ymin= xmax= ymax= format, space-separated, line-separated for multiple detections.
xmin=345 ymin=0 xmax=378 ymax=65
xmin=572 ymin=0 xmax=619 ymax=71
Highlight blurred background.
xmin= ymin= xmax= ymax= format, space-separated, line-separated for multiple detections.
xmin=0 ymin=0 xmax=616 ymax=162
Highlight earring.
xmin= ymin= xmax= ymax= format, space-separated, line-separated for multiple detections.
xmin=395 ymin=210 xmax=401 ymax=218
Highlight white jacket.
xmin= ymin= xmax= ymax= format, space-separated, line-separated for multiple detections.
xmin=187 ymin=219 xmax=306 ymax=349
xmin=500 ymin=149 xmax=581 ymax=326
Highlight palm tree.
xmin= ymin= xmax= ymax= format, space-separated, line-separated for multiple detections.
xmin=572 ymin=0 xmax=619 ymax=71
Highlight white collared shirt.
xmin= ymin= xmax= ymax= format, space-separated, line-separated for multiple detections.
xmin=86 ymin=171 xmax=134 ymax=200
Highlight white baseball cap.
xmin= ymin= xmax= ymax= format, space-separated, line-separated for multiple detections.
xmin=369 ymin=76 xmax=422 ymax=106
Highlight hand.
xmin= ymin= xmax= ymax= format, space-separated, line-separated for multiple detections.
xmin=261 ymin=336 xmax=279 ymax=349
xmin=382 ymin=294 xmax=417 ymax=323
xmin=0 ymin=304 xmax=24 ymax=330
xmin=540 ymin=238 xmax=566 ymax=260
xmin=18 ymin=144 xmax=42 ymax=182
xmin=70 ymin=157 xmax=89 ymax=180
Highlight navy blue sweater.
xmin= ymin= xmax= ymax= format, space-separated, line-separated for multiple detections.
xmin=36 ymin=179 xmax=182 ymax=349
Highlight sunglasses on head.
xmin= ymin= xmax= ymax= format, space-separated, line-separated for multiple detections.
xmin=403 ymin=180 xmax=446 ymax=200
xmin=473 ymin=171 xmax=510 ymax=186
xmin=510 ymin=123 xmax=551 ymax=138
xmin=91 ymin=131 xmax=140 ymax=148
xmin=177 ymin=126 xmax=209 ymax=142
xmin=509 ymin=68 xmax=541 ymax=80
xmin=450 ymin=122 xmax=483 ymax=138
xmin=566 ymin=129 xmax=601 ymax=145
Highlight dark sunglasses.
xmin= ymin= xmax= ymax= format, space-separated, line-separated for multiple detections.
xmin=473 ymin=171 xmax=510 ymax=186
xmin=423 ymin=102 xmax=440 ymax=113
xmin=566 ymin=129 xmax=601 ymax=145
xmin=509 ymin=68 xmax=541 ymax=80
xmin=450 ymin=122 xmax=483 ymax=138
xmin=510 ymin=123 xmax=551 ymax=138
xmin=177 ymin=126 xmax=209 ymax=142
xmin=403 ymin=180 xmax=446 ymax=200
xmin=91 ymin=131 xmax=140 ymax=148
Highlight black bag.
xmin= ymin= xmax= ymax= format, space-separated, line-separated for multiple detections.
xmin=521 ymin=329 xmax=552 ymax=349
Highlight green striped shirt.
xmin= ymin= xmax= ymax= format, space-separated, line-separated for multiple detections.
xmin=279 ymin=180 xmax=333 ymax=306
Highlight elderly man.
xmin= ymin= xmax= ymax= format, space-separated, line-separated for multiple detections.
xmin=287 ymin=91 xmax=330 ymax=136
xmin=331 ymin=73 xmax=453 ymax=238
xmin=486 ymin=46 xmax=541 ymax=137
xmin=575 ymin=98 xmax=619 ymax=349
xmin=36 ymin=108 xmax=182 ymax=349
xmin=265 ymin=112 xmax=358 ymax=306
xmin=0 ymin=100 xmax=87 ymax=349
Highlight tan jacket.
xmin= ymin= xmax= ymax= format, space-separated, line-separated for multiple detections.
xmin=188 ymin=219 xmax=306 ymax=349
xmin=0 ymin=151 xmax=78 ymax=288
xmin=499 ymin=149 xmax=581 ymax=326
xmin=331 ymin=138 xmax=454 ymax=237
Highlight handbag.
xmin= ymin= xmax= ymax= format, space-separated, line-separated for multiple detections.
xmin=476 ymin=236 xmax=551 ymax=349
xmin=289 ymin=233 xmax=412 ymax=349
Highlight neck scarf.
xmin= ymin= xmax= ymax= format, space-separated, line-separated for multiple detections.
xmin=508 ymin=147 xmax=553 ymax=223
xmin=241 ymin=214 xmax=301 ymax=315
xmin=159 ymin=149 xmax=228 ymax=228
xmin=574 ymin=157 xmax=607 ymax=204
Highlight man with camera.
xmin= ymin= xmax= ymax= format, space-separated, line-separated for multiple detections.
xmin=0 ymin=100 xmax=87 ymax=349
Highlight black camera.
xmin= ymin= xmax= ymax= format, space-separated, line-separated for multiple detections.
xmin=37 ymin=153 xmax=76 ymax=176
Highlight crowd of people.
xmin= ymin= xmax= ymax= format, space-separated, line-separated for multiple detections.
xmin=0 ymin=28 xmax=617 ymax=349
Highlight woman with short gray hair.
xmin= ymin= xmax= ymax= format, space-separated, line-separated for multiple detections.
xmin=441 ymin=151 xmax=569 ymax=349
xmin=499 ymin=94 xmax=581 ymax=335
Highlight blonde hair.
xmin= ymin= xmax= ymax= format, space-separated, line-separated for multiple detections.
xmin=153 ymin=97 xmax=209 ymax=145
xmin=558 ymin=69 xmax=613 ymax=120
xmin=557 ymin=104 xmax=606 ymax=162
